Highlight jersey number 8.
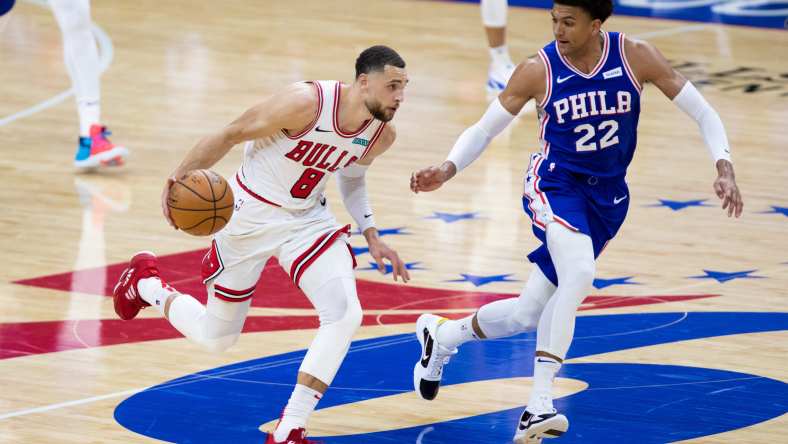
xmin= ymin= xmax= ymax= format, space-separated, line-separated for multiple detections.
xmin=290 ymin=167 xmax=325 ymax=199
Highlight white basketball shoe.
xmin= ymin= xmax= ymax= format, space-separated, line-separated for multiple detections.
xmin=486 ymin=61 xmax=516 ymax=95
xmin=413 ymin=314 xmax=457 ymax=401
xmin=513 ymin=407 xmax=569 ymax=444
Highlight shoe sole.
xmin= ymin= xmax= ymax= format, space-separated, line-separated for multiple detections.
xmin=74 ymin=146 xmax=129 ymax=168
xmin=513 ymin=414 xmax=569 ymax=444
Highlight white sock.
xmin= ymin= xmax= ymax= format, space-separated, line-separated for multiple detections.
xmin=528 ymin=356 xmax=561 ymax=414
xmin=138 ymin=277 xmax=177 ymax=314
xmin=78 ymin=99 xmax=100 ymax=136
xmin=435 ymin=315 xmax=479 ymax=350
xmin=274 ymin=384 xmax=322 ymax=441
xmin=489 ymin=45 xmax=513 ymax=67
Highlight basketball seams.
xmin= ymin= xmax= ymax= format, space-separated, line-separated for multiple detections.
xmin=167 ymin=204 xmax=234 ymax=212
xmin=198 ymin=170 xmax=219 ymax=234
xmin=173 ymin=179 xmax=213 ymax=202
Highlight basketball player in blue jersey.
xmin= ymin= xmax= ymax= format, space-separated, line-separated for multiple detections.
xmin=410 ymin=1 xmax=743 ymax=442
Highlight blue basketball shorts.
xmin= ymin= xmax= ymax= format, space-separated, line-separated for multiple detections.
xmin=522 ymin=153 xmax=629 ymax=286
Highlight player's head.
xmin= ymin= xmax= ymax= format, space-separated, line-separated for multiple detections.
xmin=551 ymin=0 xmax=613 ymax=55
xmin=355 ymin=45 xmax=408 ymax=122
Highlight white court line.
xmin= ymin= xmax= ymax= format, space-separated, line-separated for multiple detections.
xmin=0 ymin=0 xmax=114 ymax=127
xmin=0 ymin=335 xmax=413 ymax=421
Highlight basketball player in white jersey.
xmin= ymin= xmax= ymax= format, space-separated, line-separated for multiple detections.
xmin=411 ymin=1 xmax=742 ymax=442
xmin=112 ymin=46 xmax=410 ymax=444
xmin=50 ymin=0 xmax=128 ymax=169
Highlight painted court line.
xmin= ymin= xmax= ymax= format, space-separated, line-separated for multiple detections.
xmin=0 ymin=0 xmax=114 ymax=128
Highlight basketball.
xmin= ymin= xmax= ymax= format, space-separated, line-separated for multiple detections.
xmin=166 ymin=169 xmax=234 ymax=236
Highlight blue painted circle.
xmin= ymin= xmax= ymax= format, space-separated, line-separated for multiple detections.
xmin=115 ymin=312 xmax=788 ymax=443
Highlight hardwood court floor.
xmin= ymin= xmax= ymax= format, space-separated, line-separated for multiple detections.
xmin=0 ymin=0 xmax=786 ymax=442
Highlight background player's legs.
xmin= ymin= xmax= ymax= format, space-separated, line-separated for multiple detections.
xmin=50 ymin=0 xmax=127 ymax=167
xmin=51 ymin=0 xmax=99 ymax=136
xmin=437 ymin=267 xmax=556 ymax=350
xmin=138 ymin=278 xmax=250 ymax=353
xmin=528 ymin=222 xmax=595 ymax=414
xmin=481 ymin=0 xmax=514 ymax=93
xmin=274 ymin=241 xmax=361 ymax=441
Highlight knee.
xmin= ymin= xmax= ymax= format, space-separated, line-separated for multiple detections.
xmin=573 ymin=258 xmax=596 ymax=288
xmin=343 ymin=297 xmax=363 ymax=331
xmin=509 ymin=305 xmax=541 ymax=332
xmin=323 ymin=296 xmax=362 ymax=334
xmin=197 ymin=311 xmax=244 ymax=353
xmin=201 ymin=333 xmax=240 ymax=353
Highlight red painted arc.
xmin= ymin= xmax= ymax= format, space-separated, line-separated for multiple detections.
xmin=6 ymin=248 xmax=717 ymax=360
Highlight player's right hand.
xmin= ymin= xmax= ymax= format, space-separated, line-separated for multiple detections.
xmin=410 ymin=165 xmax=447 ymax=193
xmin=161 ymin=176 xmax=178 ymax=229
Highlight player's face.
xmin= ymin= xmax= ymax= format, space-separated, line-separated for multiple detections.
xmin=551 ymin=5 xmax=602 ymax=56
xmin=363 ymin=65 xmax=408 ymax=122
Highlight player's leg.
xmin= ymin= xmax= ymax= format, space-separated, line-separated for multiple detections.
xmin=530 ymin=222 xmax=594 ymax=409
xmin=481 ymin=0 xmax=514 ymax=94
xmin=271 ymin=240 xmax=360 ymax=443
xmin=512 ymin=222 xmax=593 ymax=443
xmin=50 ymin=0 xmax=127 ymax=168
xmin=412 ymin=266 xmax=556 ymax=401
xmin=112 ymin=247 xmax=259 ymax=352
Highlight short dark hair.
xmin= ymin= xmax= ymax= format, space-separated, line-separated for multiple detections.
xmin=355 ymin=45 xmax=406 ymax=79
xmin=554 ymin=0 xmax=613 ymax=23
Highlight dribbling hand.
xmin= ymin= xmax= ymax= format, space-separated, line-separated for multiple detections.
xmin=161 ymin=176 xmax=178 ymax=229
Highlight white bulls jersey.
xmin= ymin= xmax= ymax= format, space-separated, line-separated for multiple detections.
xmin=236 ymin=80 xmax=387 ymax=210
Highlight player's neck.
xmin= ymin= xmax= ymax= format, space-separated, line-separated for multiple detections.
xmin=337 ymin=83 xmax=373 ymax=131
xmin=564 ymin=31 xmax=604 ymax=74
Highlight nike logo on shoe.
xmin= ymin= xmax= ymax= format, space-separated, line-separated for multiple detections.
xmin=556 ymin=75 xmax=574 ymax=84
xmin=613 ymin=195 xmax=628 ymax=205
xmin=315 ymin=126 xmax=331 ymax=132
xmin=420 ymin=328 xmax=433 ymax=368
xmin=518 ymin=412 xmax=555 ymax=430
xmin=363 ymin=213 xmax=373 ymax=218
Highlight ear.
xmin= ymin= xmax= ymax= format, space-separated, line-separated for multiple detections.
xmin=591 ymin=18 xmax=602 ymax=33
xmin=357 ymin=73 xmax=369 ymax=89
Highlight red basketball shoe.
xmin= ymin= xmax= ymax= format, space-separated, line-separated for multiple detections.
xmin=113 ymin=251 xmax=158 ymax=320
xmin=264 ymin=427 xmax=321 ymax=444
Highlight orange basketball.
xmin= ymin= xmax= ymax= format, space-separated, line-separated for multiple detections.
xmin=166 ymin=169 xmax=234 ymax=236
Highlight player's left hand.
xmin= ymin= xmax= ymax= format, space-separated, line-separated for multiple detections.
xmin=713 ymin=160 xmax=743 ymax=218
xmin=368 ymin=238 xmax=410 ymax=283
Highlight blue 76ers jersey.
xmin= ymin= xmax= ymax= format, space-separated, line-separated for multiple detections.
xmin=536 ymin=31 xmax=642 ymax=178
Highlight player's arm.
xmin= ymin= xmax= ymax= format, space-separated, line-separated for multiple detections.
xmin=626 ymin=38 xmax=743 ymax=217
xmin=410 ymin=58 xmax=545 ymax=193
xmin=169 ymin=83 xmax=318 ymax=178
xmin=336 ymin=125 xmax=410 ymax=283
xmin=162 ymin=83 xmax=318 ymax=227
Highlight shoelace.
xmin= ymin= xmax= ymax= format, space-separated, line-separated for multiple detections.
xmin=426 ymin=346 xmax=456 ymax=378
xmin=95 ymin=127 xmax=112 ymax=141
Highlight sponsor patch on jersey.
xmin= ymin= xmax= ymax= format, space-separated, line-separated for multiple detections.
xmin=603 ymin=67 xmax=623 ymax=79
xmin=352 ymin=137 xmax=369 ymax=147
